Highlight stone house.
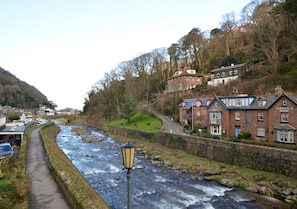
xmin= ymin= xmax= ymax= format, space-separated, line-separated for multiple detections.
xmin=165 ymin=66 xmax=203 ymax=94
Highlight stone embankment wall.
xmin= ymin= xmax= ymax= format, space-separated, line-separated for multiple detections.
xmin=104 ymin=124 xmax=297 ymax=179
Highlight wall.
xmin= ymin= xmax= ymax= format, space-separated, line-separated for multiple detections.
xmin=103 ymin=124 xmax=297 ymax=179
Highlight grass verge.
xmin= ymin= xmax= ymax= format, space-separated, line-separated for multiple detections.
xmin=40 ymin=123 xmax=110 ymax=209
xmin=109 ymin=113 xmax=162 ymax=133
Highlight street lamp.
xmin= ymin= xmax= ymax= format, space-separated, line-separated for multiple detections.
xmin=121 ymin=141 xmax=136 ymax=209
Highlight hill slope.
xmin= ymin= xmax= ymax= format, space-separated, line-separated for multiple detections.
xmin=0 ymin=66 xmax=48 ymax=109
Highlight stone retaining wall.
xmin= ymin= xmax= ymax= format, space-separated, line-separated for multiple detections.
xmin=104 ymin=125 xmax=297 ymax=179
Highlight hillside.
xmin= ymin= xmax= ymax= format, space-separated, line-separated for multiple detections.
xmin=0 ymin=66 xmax=49 ymax=109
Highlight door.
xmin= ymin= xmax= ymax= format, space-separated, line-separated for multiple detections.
xmin=235 ymin=125 xmax=241 ymax=138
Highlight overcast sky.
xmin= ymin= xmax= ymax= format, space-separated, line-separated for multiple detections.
xmin=0 ymin=0 xmax=251 ymax=110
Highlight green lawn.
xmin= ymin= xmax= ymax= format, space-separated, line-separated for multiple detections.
xmin=109 ymin=113 xmax=162 ymax=133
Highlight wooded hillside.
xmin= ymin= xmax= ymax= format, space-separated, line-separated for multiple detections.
xmin=0 ymin=66 xmax=49 ymax=109
xmin=84 ymin=0 xmax=297 ymax=121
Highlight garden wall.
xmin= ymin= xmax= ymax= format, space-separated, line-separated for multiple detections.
xmin=104 ymin=125 xmax=297 ymax=179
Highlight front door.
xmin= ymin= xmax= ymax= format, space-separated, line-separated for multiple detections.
xmin=235 ymin=125 xmax=241 ymax=138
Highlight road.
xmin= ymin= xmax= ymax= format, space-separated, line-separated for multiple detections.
xmin=151 ymin=109 xmax=185 ymax=135
xmin=26 ymin=128 xmax=70 ymax=209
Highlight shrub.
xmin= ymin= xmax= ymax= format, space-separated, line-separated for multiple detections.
xmin=238 ymin=131 xmax=251 ymax=139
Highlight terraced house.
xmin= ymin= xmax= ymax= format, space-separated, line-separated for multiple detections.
xmin=180 ymin=87 xmax=297 ymax=144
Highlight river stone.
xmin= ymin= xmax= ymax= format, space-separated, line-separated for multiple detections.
xmin=219 ymin=178 xmax=233 ymax=188
xmin=203 ymin=169 xmax=221 ymax=176
xmin=292 ymin=188 xmax=297 ymax=195
xmin=245 ymin=186 xmax=258 ymax=193
xmin=257 ymin=186 xmax=268 ymax=195
xmin=204 ymin=175 xmax=219 ymax=181
xmin=282 ymin=187 xmax=293 ymax=196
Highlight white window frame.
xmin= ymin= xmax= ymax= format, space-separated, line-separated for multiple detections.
xmin=258 ymin=112 xmax=264 ymax=121
xmin=276 ymin=129 xmax=294 ymax=143
xmin=209 ymin=112 xmax=221 ymax=120
xmin=235 ymin=99 xmax=241 ymax=106
xmin=257 ymin=128 xmax=265 ymax=137
xmin=210 ymin=125 xmax=221 ymax=135
xmin=222 ymin=72 xmax=225 ymax=77
xmin=235 ymin=112 xmax=240 ymax=121
xmin=234 ymin=69 xmax=238 ymax=75
xmin=281 ymin=112 xmax=289 ymax=122
xmin=282 ymin=99 xmax=287 ymax=106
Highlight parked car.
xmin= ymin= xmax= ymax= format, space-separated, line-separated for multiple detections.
xmin=0 ymin=143 xmax=14 ymax=159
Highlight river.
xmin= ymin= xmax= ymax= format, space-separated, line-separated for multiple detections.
xmin=56 ymin=125 xmax=291 ymax=209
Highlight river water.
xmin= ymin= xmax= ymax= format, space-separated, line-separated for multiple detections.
xmin=56 ymin=125 xmax=289 ymax=209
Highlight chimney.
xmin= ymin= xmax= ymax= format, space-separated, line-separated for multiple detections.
xmin=274 ymin=85 xmax=283 ymax=96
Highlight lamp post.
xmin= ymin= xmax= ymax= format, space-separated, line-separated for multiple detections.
xmin=121 ymin=141 xmax=136 ymax=209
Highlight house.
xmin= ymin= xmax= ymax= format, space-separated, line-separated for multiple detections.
xmin=248 ymin=92 xmax=297 ymax=144
xmin=206 ymin=94 xmax=256 ymax=137
xmin=206 ymin=86 xmax=297 ymax=144
xmin=179 ymin=97 xmax=212 ymax=129
xmin=207 ymin=63 xmax=247 ymax=87
xmin=164 ymin=66 xmax=203 ymax=94
xmin=0 ymin=113 xmax=25 ymax=146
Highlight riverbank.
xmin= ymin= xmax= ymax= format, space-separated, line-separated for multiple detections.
xmin=108 ymin=131 xmax=297 ymax=208
xmin=40 ymin=124 xmax=110 ymax=209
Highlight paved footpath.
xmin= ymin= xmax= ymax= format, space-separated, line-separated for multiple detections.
xmin=26 ymin=128 xmax=70 ymax=209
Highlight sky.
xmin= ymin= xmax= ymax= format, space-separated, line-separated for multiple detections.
xmin=0 ymin=0 xmax=252 ymax=110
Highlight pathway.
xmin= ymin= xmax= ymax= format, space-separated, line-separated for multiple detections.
xmin=26 ymin=128 xmax=70 ymax=209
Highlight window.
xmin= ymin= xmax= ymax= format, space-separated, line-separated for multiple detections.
xmin=281 ymin=112 xmax=289 ymax=122
xmin=234 ymin=69 xmax=238 ymax=75
xmin=258 ymin=98 xmax=263 ymax=106
xmin=211 ymin=74 xmax=215 ymax=79
xmin=196 ymin=111 xmax=200 ymax=117
xmin=258 ymin=112 xmax=264 ymax=121
xmin=210 ymin=125 xmax=221 ymax=135
xmin=222 ymin=72 xmax=225 ymax=77
xmin=276 ymin=129 xmax=294 ymax=143
xmin=257 ymin=128 xmax=265 ymax=137
xmin=216 ymin=73 xmax=220 ymax=78
xmin=209 ymin=112 xmax=221 ymax=120
xmin=235 ymin=99 xmax=241 ymax=106
xmin=235 ymin=112 xmax=240 ymax=121
xmin=229 ymin=71 xmax=233 ymax=76
xmin=282 ymin=99 xmax=287 ymax=106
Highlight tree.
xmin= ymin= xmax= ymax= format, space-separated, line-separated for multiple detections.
xmin=167 ymin=43 xmax=179 ymax=73
xmin=181 ymin=28 xmax=207 ymax=72
xmin=220 ymin=12 xmax=237 ymax=56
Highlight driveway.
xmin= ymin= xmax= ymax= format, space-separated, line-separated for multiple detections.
xmin=26 ymin=128 xmax=70 ymax=209
xmin=151 ymin=110 xmax=185 ymax=135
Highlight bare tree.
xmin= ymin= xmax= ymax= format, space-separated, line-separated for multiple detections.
xmin=251 ymin=1 xmax=284 ymax=76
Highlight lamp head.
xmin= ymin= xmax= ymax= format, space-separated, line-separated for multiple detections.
xmin=121 ymin=141 xmax=136 ymax=169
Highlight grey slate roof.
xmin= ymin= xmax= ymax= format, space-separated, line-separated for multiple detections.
xmin=0 ymin=125 xmax=26 ymax=133
xmin=210 ymin=63 xmax=245 ymax=73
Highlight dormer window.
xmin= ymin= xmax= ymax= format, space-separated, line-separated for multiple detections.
xmin=282 ymin=99 xmax=287 ymax=106
xmin=196 ymin=100 xmax=201 ymax=107
xmin=258 ymin=98 xmax=263 ymax=107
